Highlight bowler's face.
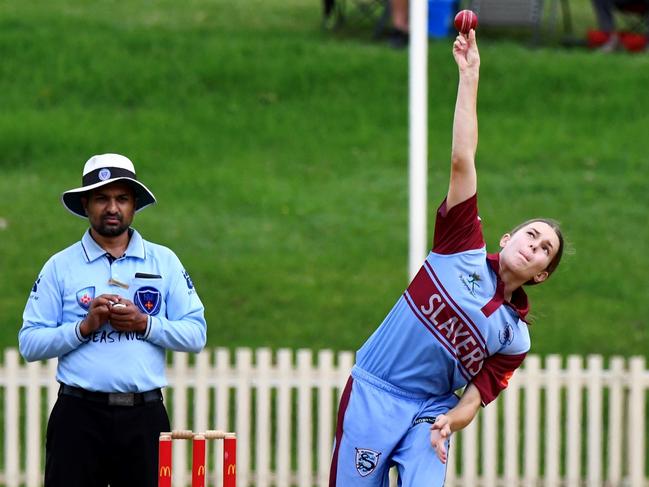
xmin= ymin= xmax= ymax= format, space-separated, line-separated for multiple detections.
xmin=499 ymin=222 xmax=560 ymax=284
xmin=82 ymin=181 xmax=136 ymax=238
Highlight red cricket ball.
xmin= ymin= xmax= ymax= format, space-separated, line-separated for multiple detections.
xmin=454 ymin=10 xmax=478 ymax=34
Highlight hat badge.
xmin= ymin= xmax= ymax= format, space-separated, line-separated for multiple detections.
xmin=98 ymin=168 xmax=111 ymax=180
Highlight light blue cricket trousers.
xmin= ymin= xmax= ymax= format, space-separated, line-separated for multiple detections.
xmin=329 ymin=366 xmax=458 ymax=487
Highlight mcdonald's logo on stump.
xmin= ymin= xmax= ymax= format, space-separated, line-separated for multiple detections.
xmin=192 ymin=435 xmax=207 ymax=487
xmin=223 ymin=436 xmax=237 ymax=487
xmin=158 ymin=430 xmax=237 ymax=487
xmin=157 ymin=434 xmax=172 ymax=487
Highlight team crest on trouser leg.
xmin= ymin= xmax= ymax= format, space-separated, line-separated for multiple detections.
xmin=355 ymin=448 xmax=381 ymax=477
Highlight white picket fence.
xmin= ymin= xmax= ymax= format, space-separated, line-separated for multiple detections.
xmin=0 ymin=348 xmax=648 ymax=487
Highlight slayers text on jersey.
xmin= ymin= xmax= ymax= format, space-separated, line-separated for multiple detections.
xmin=405 ymin=261 xmax=486 ymax=380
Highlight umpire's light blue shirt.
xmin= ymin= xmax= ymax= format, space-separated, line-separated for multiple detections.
xmin=19 ymin=229 xmax=207 ymax=392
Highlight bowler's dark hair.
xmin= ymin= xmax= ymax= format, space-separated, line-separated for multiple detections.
xmin=509 ymin=218 xmax=564 ymax=285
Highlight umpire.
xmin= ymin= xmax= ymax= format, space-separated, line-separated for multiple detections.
xmin=18 ymin=154 xmax=207 ymax=487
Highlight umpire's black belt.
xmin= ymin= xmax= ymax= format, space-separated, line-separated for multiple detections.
xmin=59 ymin=384 xmax=163 ymax=407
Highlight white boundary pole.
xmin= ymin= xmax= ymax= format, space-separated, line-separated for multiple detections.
xmin=408 ymin=0 xmax=429 ymax=280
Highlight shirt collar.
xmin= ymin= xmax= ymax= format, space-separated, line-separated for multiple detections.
xmin=481 ymin=252 xmax=530 ymax=321
xmin=80 ymin=228 xmax=146 ymax=263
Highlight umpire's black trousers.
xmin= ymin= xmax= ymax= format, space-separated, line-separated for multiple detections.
xmin=45 ymin=385 xmax=170 ymax=487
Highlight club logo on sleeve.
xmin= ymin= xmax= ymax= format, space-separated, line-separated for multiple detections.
xmin=355 ymin=448 xmax=381 ymax=477
xmin=134 ymin=286 xmax=162 ymax=315
xmin=182 ymin=270 xmax=194 ymax=290
xmin=499 ymin=323 xmax=514 ymax=345
xmin=32 ymin=275 xmax=42 ymax=293
xmin=76 ymin=286 xmax=95 ymax=310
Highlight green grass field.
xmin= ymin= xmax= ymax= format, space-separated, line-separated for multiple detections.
xmin=1 ymin=0 xmax=648 ymax=357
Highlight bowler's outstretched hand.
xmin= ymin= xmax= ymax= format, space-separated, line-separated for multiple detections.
xmin=452 ymin=29 xmax=480 ymax=75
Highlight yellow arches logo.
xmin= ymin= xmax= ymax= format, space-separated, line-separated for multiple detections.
xmin=197 ymin=465 xmax=205 ymax=476
xmin=159 ymin=466 xmax=171 ymax=477
xmin=227 ymin=464 xmax=236 ymax=475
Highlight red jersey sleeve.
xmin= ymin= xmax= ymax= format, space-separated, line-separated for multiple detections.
xmin=471 ymin=352 xmax=526 ymax=406
xmin=433 ymin=194 xmax=485 ymax=254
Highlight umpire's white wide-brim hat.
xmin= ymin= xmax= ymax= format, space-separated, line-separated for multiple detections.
xmin=61 ymin=153 xmax=156 ymax=218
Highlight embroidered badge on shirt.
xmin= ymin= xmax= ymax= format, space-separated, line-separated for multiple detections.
xmin=499 ymin=323 xmax=514 ymax=345
xmin=134 ymin=286 xmax=161 ymax=316
xmin=76 ymin=286 xmax=95 ymax=310
xmin=459 ymin=272 xmax=481 ymax=297
xmin=355 ymin=448 xmax=381 ymax=477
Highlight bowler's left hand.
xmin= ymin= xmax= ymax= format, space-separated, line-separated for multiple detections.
xmin=430 ymin=414 xmax=451 ymax=464
xmin=108 ymin=298 xmax=148 ymax=333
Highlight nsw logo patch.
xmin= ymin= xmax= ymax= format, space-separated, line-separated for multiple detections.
xmin=355 ymin=448 xmax=381 ymax=477
xmin=134 ymin=286 xmax=162 ymax=316
xmin=76 ymin=286 xmax=95 ymax=310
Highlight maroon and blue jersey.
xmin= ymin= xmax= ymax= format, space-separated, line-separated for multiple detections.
xmin=356 ymin=194 xmax=529 ymax=405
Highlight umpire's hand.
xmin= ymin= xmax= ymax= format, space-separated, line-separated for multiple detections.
xmin=108 ymin=297 xmax=148 ymax=333
xmin=79 ymin=293 xmax=122 ymax=337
